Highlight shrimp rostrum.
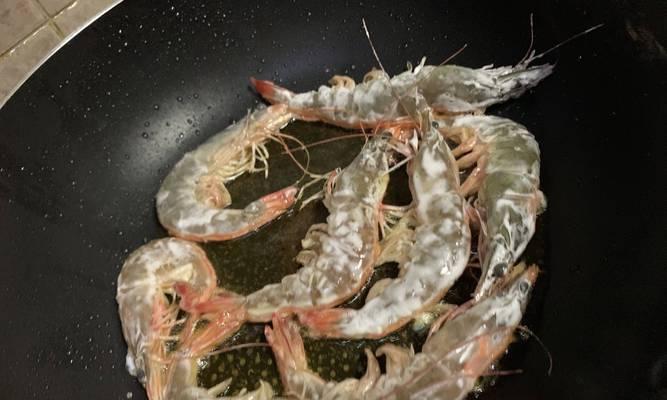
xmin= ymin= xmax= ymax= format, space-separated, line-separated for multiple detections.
xmin=266 ymin=264 xmax=539 ymax=400
xmin=251 ymin=56 xmax=552 ymax=129
xmin=156 ymin=105 xmax=298 ymax=242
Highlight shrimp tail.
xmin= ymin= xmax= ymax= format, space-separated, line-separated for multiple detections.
xmin=179 ymin=293 xmax=247 ymax=358
xmin=259 ymin=185 xmax=299 ymax=214
xmin=297 ymin=308 xmax=346 ymax=338
xmin=265 ymin=314 xmax=308 ymax=386
xmin=251 ymin=77 xmax=294 ymax=104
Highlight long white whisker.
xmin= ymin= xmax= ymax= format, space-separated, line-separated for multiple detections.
xmin=383 ymin=155 xmax=413 ymax=177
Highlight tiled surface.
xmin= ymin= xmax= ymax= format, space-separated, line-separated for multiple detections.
xmin=54 ymin=0 xmax=118 ymax=37
xmin=38 ymin=0 xmax=73 ymax=16
xmin=0 ymin=24 xmax=61 ymax=102
xmin=0 ymin=0 xmax=47 ymax=54
xmin=0 ymin=0 xmax=122 ymax=109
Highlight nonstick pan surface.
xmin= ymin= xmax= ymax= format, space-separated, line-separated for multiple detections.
xmin=0 ymin=1 xmax=665 ymax=399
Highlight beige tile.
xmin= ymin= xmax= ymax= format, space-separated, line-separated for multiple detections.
xmin=0 ymin=24 xmax=61 ymax=105
xmin=53 ymin=0 xmax=119 ymax=37
xmin=0 ymin=0 xmax=47 ymax=54
xmin=38 ymin=0 xmax=74 ymax=16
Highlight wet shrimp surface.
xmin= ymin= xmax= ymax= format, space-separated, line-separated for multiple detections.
xmin=195 ymin=122 xmax=545 ymax=396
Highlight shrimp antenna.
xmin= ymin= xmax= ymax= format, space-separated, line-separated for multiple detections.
xmin=438 ymin=43 xmax=468 ymax=67
xmin=521 ymin=22 xmax=604 ymax=65
xmin=280 ymin=133 xmax=369 ymax=154
xmin=362 ymin=18 xmax=388 ymax=74
xmin=517 ymin=325 xmax=553 ymax=376
xmin=518 ymin=13 xmax=536 ymax=65
xmin=200 ymin=342 xmax=270 ymax=358
xmin=361 ymin=18 xmax=420 ymax=123
xmin=270 ymin=132 xmax=319 ymax=181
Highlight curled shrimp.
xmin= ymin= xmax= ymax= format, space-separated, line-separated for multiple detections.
xmin=242 ymin=134 xmax=392 ymax=321
xmin=439 ymin=115 xmax=546 ymax=299
xmin=156 ymin=105 xmax=298 ymax=242
xmin=266 ymin=264 xmax=539 ymax=400
xmin=116 ymin=238 xmax=216 ymax=398
xmin=251 ymin=56 xmax=552 ymax=129
xmin=116 ymin=238 xmax=245 ymax=399
xmin=299 ymin=110 xmax=471 ymax=339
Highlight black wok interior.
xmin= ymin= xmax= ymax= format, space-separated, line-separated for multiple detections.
xmin=0 ymin=1 xmax=665 ymax=399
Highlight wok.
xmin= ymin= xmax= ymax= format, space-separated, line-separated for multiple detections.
xmin=0 ymin=0 xmax=665 ymax=399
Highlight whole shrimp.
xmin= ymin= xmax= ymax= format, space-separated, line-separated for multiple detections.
xmin=438 ymin=115 xmax=545 ymax=299
xmin=298 ymin=111 xmax=471 ymax=339
xmin=116 ymin=238 xmax=245 ymax=399
xmin=242 ymin=134 xmax=391 ymax=321
xmin=251 ymin=56 xmax=552 ymax=129
xmin=266 ymin=264 xmax=539 ymax=400
xmin=156 ymin=104 xmax=298 ymax=242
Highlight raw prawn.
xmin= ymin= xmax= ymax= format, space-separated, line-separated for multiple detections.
xmin=156 ymin=105 xmax=298 ymax=242
xmin=251 ymin=57 xmax=552 ymax=129
xmin=243 ymin=134 xmax=392 ymax=321
xmin=299 ymin=111 xmax=471 ymax=339
xmin=438 ymin=115 xmax=545 ymax=299
xmin=116 ymin=238 xmax=244 ymax=399
xmin=266 ymin=264 xmax=539 ymax=400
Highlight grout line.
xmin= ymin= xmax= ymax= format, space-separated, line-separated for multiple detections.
xmin=49 ymin=20 xmax=67 ymax=40
xmin=0 ymin=0 xmax=76 ymax=58
xmin=32 ymin=0 xmax=68 ymax=38
xmin=50 ymin=0 xmax=79 ymax=20
xmin=0 ymin=24 xmax=47 ymax=59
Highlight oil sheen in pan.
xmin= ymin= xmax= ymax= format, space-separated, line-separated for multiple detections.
xmin=195 ymin=121 xmax=545 ymax=396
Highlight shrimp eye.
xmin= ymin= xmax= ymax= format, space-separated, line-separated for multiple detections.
xmin=519 ymin=281 xmax=530 ymax=293
xmin=491 ymin=262 xmax=508 ymax=278
xmin=432 ymin=121 xmax=440 ymax=129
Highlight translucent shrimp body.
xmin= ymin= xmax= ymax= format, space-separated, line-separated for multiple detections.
xmin=156 ymin=105 xmax=297 ymax=242
xmin=266 ymin=265 xmax=538 ymax=400
xmin=116 ymin=238 xmax=217 ymax=393
xmin=243 ymin=135 xmax=391 ymax=321
xmin=251 ymin=59 xmax=552 ymax=129
xmin=300 ymin=118 xmax=471 ymax=339
xmin=443 ymin=115 xmax=545 ymax=299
